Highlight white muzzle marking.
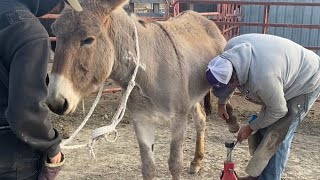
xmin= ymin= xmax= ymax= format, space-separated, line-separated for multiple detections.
xmin=49 ymin=74 xmax=81 ymax=114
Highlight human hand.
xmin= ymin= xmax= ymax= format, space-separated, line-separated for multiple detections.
xmin=49 ymin=151 xmax=62 ymax=164
xmin=38 ymin=152 xmax=65 ymax=180
xmin=237 ymin=125 xmax=254 ymax=143
xmin=218 ymin=103 xmax=229 ymax=120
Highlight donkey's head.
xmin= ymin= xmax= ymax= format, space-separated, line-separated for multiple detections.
xmin=47 ymin=0 xmax=128 ymax=115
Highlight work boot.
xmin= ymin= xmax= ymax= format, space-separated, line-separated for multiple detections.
xmin=237 ymin=176 xmax=259 ymax=180
xmin=226 ymin=103 xmax=240 ymax=133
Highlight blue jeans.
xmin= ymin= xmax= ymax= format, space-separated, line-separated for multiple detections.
xmin=258 ymin=86 xmax=320 ymax=180
xmin=0 ymin=130 xmax=42 ymax=180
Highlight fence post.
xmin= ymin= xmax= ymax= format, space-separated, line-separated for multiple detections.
xmin=262 ymin=5 xmax=270 ymax=34
xmin=153 ymin=3 xmax=160 ymax=13
xmin=189 ymin=3 xmax=194 ymax=11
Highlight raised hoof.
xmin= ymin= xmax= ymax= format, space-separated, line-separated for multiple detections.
xmin=188 ymin=162 xmax=201 ymax=174
xmin=226 ymin=114 xmax=240 ymax=133
xmin=225 ymin=104 xmax=240 ymax=133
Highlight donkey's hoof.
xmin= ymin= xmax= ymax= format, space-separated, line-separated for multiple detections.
xmin=189 ymin=162 xmax=201 ymax=174
xmin=227 ymin=115 xmax=240 ymax=133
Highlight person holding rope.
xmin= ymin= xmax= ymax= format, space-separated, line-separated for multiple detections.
xmin=0 ymin=0 xmax=82 ymax=179
xmin=206 ymin=33 xmax=320 ymax=180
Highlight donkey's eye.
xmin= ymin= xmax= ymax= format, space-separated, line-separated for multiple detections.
xmin=81 ymin=37 xmax=95 ymax=46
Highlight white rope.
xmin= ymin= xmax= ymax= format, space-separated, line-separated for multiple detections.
xmin=61 ymin=83 xmax=104 ymax=149
xmin=88 ymin=17 xmax=141 ymax=157
xmin=82 ymin=100 xmax=86 ymax=115
xmin=60 ymin=17 xmax=141 ymax=158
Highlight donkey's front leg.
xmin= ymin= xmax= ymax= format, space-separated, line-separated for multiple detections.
xmin=168 ymin=114 xmax=188 ymax=180
xmin=133 ymin=117 xmax=156 ymax=180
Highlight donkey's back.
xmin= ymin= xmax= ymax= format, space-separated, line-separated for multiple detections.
xmin=134 ymin=10 xmax=226 ymax=110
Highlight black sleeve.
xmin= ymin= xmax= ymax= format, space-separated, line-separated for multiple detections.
xmin=4 ymin=17 xmax=61 ymax=157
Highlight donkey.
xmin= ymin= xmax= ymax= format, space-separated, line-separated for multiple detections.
xmin=46 ymin=0 xmax=227 ymax=179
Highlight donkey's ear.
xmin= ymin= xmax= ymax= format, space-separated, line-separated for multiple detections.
xmin=100 ymin=0 xmax=129 ymax=13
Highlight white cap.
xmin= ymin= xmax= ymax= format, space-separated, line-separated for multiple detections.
xmin=207 ymin=56 xmax=233 ymax=85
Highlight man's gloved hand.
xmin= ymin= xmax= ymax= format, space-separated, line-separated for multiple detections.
xmin=38 ymin=151 xmax=65 ymax=180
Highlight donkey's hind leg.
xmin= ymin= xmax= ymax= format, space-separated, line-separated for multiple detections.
xmin=133 ymin=116 xmax=156 ymax=180
xmin=189 ymin=102 xmax=206 ymax=174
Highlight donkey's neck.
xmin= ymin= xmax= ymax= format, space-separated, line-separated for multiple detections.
xmin=108 ymin=9 xmax=143 ymax=88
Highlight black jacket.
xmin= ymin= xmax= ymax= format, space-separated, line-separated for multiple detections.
xmin=0 ymin=0 xmax=62 ymax=157
xmin=0 ymin=0 xmax=61 ymax=17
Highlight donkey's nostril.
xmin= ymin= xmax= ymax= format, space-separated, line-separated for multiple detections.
xmin=47 ymin=95 xmax=70 ymax=115
xmin=62 ymin=98 xmax=69 ymax=113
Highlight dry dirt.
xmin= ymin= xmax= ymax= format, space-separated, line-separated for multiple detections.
xmin=51 ymin=81 xmax=320 ymax=180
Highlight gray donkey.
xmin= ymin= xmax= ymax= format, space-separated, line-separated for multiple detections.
xmin=46 ymin=0 xmax=227 ymax=179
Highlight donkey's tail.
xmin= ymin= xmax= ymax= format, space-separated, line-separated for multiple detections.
xmin=204 ymin=90 xmax=212 ymax=115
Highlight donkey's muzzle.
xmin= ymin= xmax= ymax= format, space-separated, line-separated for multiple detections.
xmin=47 ymin=94 xmax=69 ymax=115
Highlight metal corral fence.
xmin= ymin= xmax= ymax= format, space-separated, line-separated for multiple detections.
xmin=44 ymin=1 xmax=320 ymax=50
xmin=170 ymin=0 xmax=243 ymax=40
xmin=127 ymin=0 xmax=170 ymax=20
xmin=239 ymin=0 xmax=320 ymax=55
xmin=171 ymin=0 xmax=320 ymax=51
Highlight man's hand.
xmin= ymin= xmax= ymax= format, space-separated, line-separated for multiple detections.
xmin=218 ymin=103 xmax=229 ymax=120
xmin=39 ymin=152 xmax=65 ymax=180
xmin=49 ymin=151 xmax=62 ymax=164
xmin=237 ymin=125 xmax=254 ymax=143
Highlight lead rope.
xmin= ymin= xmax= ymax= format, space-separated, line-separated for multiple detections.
xmin=61 ymin=17 xmax=141 ymax=158
xmin=60 ymin=83 xmax=105 ymax=149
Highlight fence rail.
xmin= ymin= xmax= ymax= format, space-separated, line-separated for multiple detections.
xmin=171 ymin=0 xmax=320 ymax=47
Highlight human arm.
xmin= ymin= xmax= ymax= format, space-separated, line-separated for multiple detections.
xmin=237 ymin=76 xmax=287 ymax=141
xmin=237 ymin=124 xmax=254 ymax=143
xmin=212 ymin=87 xmax=236 ymax=120
xmin=4 ymin=18 xmax=61 ymax=158
xmin=218 ymin=103 xmax=229 ymax=120
xmin=212 ymin=86 xmax=236 ymax=105
xmin=249 ymin=76 xmax=288 ymax=131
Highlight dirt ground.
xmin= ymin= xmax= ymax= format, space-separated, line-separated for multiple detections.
xmin=51 ymin=80 xmax=320 ymax=180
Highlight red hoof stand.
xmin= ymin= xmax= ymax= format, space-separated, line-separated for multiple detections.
xmin=220 ymin=140 xmax=238 ymax=180
xmin=221 ymin=161 xmax=237 ymax=180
